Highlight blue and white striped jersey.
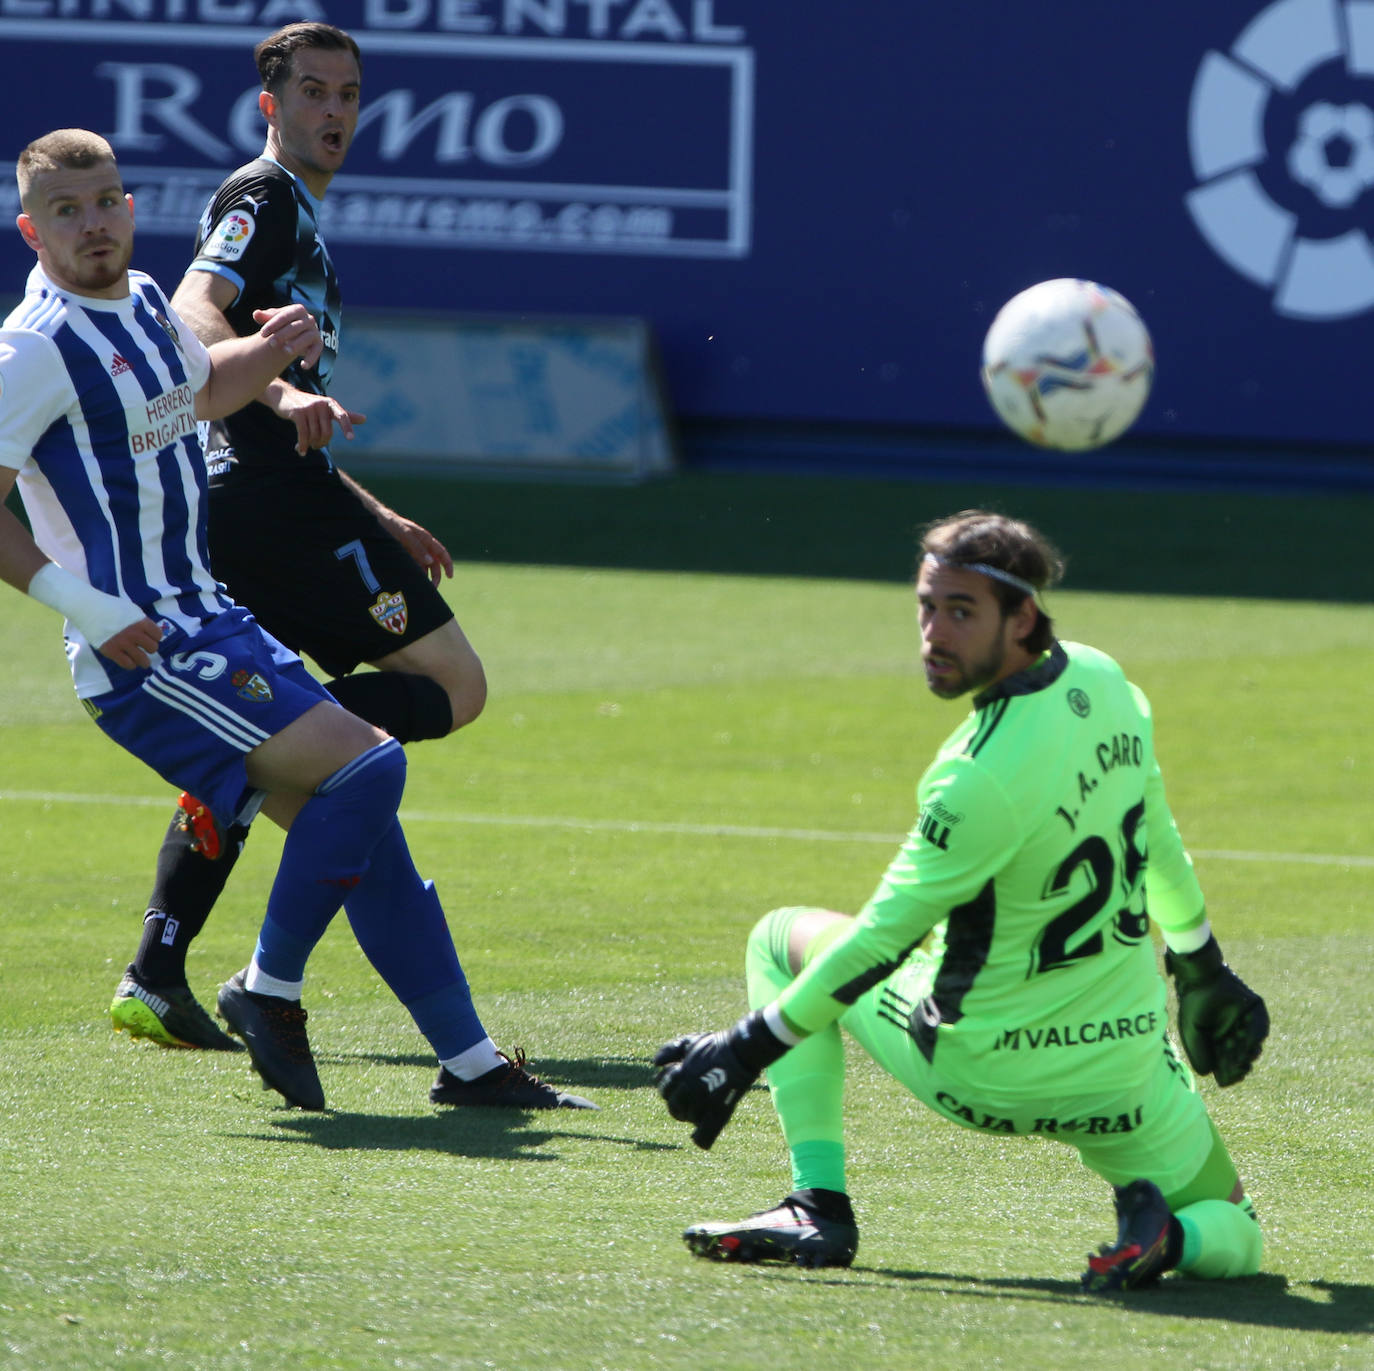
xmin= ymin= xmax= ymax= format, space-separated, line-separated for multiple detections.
xmin=0 ymin=263 xmax=225 ymax=697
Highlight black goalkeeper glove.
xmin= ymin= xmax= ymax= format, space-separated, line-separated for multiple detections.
xmin=1165 ymin=935 xmax=1269 ymax=1086
xmin=653 ymin=1009 xmax=790 ymax=1150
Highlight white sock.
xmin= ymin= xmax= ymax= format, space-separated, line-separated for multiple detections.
xmin=440 ymin=1037 xmax=504 ymax=1080
xmin=243 ymin=960 xmax=304 ymax=1001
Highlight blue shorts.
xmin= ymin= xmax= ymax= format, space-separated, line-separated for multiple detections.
xmin=87 ymin=606 xmax=335 ymax=826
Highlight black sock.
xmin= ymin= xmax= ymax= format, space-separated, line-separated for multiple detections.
xmin=131 ymin=812 xmax=249 ymax=986
xmin=325 ymin=671 xmax=453 ymax=743
xmin=1163 ymin=1215 xmax=1185 ymax=1272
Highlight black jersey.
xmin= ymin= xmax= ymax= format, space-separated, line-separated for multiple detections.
xmin=186 ymin=156 xmax=342 ymax=484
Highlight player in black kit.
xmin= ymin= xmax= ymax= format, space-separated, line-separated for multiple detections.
xmin=110 ymin=23 xmax=493 ymax=1055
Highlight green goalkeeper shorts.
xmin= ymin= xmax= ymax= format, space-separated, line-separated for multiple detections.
xmin=839 ymin=960 xmax=1238 ymax=1203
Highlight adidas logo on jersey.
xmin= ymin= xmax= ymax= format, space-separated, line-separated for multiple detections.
xmin=110 ymin=353 xmax=132 ymax=377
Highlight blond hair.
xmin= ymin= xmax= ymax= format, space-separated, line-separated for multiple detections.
xmin=17 ymin=129 xmax=119 ymax=210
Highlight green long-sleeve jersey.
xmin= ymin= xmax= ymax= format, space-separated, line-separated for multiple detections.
xmin=775 ymin=640 xmax=1207 ymax=1097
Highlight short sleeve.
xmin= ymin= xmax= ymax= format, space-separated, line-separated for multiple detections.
xmin=187 ymin=175 xmax=296 ymax=304
xmin=0 ymin=331 xmax=72 ymax=471
xmin=133 ymin=277 xmax=214 ymax=395
xmin=169 ymin=301 xmax=213 ymax=394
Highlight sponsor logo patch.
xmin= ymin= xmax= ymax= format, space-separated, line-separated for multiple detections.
xmin=231 ymin=668 xmax=274 ymax=703
xmin=110 ymin=352 xmax=132 ymax=377
xmin=206 ymin=210 xmax=255 ymax=262
xmin=369 ymin=590 xmax=408 ymax=635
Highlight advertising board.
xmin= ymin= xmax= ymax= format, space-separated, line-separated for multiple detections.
xmin=1 ymin=2 xmax=1372 ymax=453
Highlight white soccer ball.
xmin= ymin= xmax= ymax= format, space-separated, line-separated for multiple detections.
xmin=980 ymin=278 xmax=1154 ymax=451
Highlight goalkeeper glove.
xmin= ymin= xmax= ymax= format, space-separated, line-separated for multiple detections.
xmin=653 ymin=1009 xmax=789 ymax=1150
xmin=1165 ymin=935 xmax=1269 ymax=1086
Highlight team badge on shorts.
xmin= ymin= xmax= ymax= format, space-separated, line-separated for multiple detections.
xmin=232 ymin=669 xmax=274 ymax=703
xmin=369 ymin=591 xmax=408 ymax=635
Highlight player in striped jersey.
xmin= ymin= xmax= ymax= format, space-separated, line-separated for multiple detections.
xmin=654 ymin=511 xmax=1267 ymax=1289
xmin=0 ymin=129 xmax=595 ymax=1113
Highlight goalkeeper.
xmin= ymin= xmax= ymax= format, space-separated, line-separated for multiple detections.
xmin=655 ymin=510 xmax=1268 ymax=1291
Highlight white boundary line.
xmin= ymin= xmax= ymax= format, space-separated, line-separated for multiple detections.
xmin=2 ymin=790 xmax=1371 ymax=869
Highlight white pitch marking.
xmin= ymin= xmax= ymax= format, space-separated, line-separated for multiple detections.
xmin=1 ymin=790 xmax=1371 ymax=869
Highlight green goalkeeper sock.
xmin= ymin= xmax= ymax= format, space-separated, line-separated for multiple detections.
xmin=789 ymin=1140 xmax=847 ymax=1194
xmin=745 ymin=907 xmax=850 ymax=1195
xmin=1175 ymin=1194 xmax=1262 ymax=1278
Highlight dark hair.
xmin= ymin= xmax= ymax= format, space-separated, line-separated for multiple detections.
xmin=920 ymin=509 xmax=1065 ymax=654
xmin=254 ymin=22 xmax=361 ymax=95
xmin=16 ymin=129 xmax=118 ymax=210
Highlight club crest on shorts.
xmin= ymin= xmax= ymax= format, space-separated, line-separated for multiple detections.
xmin=232 ymin=668 xmax=274 ymax=703
xmin=369 ymin=590 xmax=408 ymax=635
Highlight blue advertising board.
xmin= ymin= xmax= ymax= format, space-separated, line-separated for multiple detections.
xmin=330 ymin=309 xmax=676 ymax=476
xmin=0 ymin=1 xmax=1371 ymax=451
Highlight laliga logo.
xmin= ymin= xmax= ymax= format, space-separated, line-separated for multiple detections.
xmin=1186 ymin=0 xmax=1374 ymax=319
xmin=217 ymin=212 xmax=252 ymax=243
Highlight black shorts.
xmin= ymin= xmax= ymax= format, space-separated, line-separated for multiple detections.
xmin=206 ymin=465 xmax=455 ymax=680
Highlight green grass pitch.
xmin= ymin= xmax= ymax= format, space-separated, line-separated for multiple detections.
xmin=0 ymin=472 xmax=1370 ymax=1370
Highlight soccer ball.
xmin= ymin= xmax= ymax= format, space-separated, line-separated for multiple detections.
xmin=980 ymin=278 xmax=1154 ymax=451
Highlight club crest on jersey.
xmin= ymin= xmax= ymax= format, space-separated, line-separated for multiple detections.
xmin=231 ymin=669 xmax=273 ymax=703
xmin=207 ymin=211 xmax=255 ymax=262
xmin=369 ymin=591 xmax=408 ymax=635
xmin=152 ymin=311 xmax=182 ymax=351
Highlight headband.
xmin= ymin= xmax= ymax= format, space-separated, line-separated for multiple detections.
xmin=922 ymin=552 xmax=1039 ymax=601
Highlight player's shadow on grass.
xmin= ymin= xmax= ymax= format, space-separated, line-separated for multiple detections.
xmin=223 ymin=1107 xmax=673 ymax=1161
xmin=218 ymin=1053 xmax=670 ymax=1158
xmin=856 ymin=1269 xmax=1373 ymax=1333
xmin=341 ymin=1051 xmax=657 ymax=1093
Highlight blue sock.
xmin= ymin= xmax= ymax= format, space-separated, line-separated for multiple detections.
xmin=253 ymin=740 xmax=407 ymax=982
xmin=343 ymin=819 xmax=487 ymax=1059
